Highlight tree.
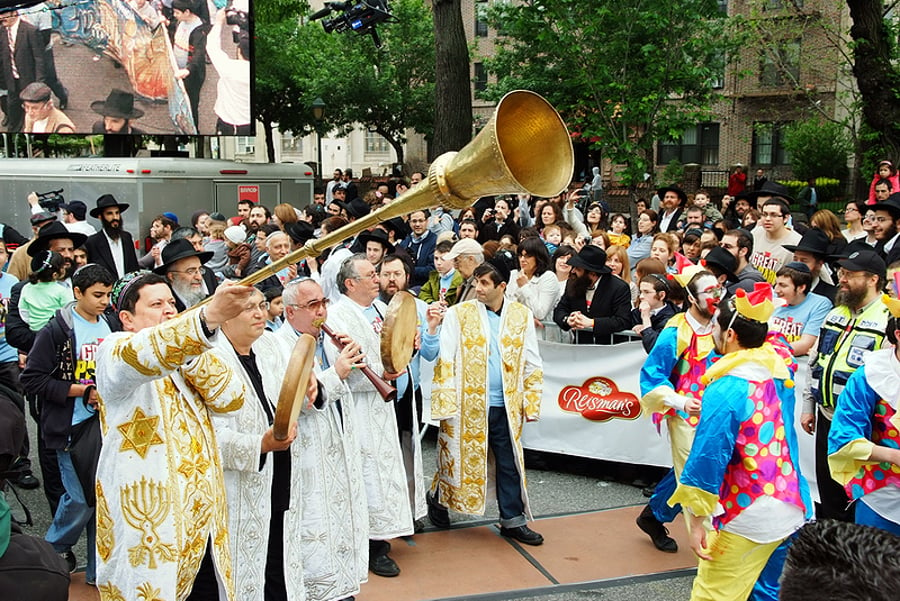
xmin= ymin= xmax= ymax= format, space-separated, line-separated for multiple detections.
xmin=431 ymin=0 xmax=472 ymax=159
xmin=846 ymin=0 xmax=900 ymax=173
xmin=483 ymin=0 xmax=737 ymax=188
xmin=783 ymin=118 xmax=852 ymax=181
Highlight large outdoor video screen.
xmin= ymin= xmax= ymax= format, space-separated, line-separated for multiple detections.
xmin=0 ymin=0 xmax=253 ymax=136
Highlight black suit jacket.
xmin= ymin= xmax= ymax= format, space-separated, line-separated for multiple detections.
xmin=0 ymin=20 xmax=45 ymax=89
xmin=553 ymin=274 xmax=632 ymax=344
xmin=83 ymin=230 xmax=140 ymax=278
xmin=659 ymin=208 xmax=683 ymax=233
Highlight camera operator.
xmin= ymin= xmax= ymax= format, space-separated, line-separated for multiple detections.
xmin=207 ymin=7 xmax=251 ymax=135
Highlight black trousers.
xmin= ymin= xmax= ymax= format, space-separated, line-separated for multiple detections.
xmin=185 ymin=541 xmax=219 ymax=601
xmin=264 ymin=509 xmax=287 ymax=601
xmin=814 ymin=408 xmax=855 ymax=522
xmin=487 ymin=407 xmax=525 ymax=522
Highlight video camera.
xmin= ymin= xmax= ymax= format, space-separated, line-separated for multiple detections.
xmin=36 ymin=189 xmax=64 ymax=213
xmin=225 ymin=6 xmax=250 ymax=44
xmin=310 ymin=1 xmax=394 ymax=48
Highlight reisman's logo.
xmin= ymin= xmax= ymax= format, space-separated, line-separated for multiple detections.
xmin=558 ymin=377 xmax=642 ymax=422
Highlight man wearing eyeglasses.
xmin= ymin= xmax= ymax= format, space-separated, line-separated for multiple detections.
xmin=154 ymin=238 xmax=216 ymax=311
xmin=871 ymin=192 xmax=900 ymax=265
xmin=265 ymin=277 xmax=369 ymax=601
xmin=749 ymin=198 xmax=801 ymax=284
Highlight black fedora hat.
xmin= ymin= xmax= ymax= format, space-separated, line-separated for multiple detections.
xmin=701 ymin=246 xmax=737 ymax=282
xmin=28 ymin=221 xmax=88 ymax=257
xmin=656 ymin=186 xmax=688 ymax=207
xmin=783 ymin=227 xmax=831 ymax=257
xmin=744 ymin=181 xmax=795 ymax=207
xmin=871 ymin=192 xmax=900 ymax=220
xmin=90 ymin=194 xmax=130 ymax=218
xmin=90 ymin=89 xmax=144 ymax=120
xmin=345 ymin=197 xmax=370 ymax=219
xmin=286 ymin=221 xmax=316 ymax=245
xmin=153 ymin=238 xmax=213 ymax=274
xmin=358 ymin=228 xmax=395 ymax=254
xmin=566 ymin=245 xmax=611 ymax=274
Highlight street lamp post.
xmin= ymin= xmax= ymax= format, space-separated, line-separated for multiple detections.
xmin=311 ymin=97 xmax=326 ymax=187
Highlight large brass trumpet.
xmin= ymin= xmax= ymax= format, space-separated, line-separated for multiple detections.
xmin=222 ymin=89 xmax=574 ymax=290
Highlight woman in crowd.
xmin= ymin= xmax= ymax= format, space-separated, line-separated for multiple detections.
xmin=681 ymin=228 xmax=703 ymax=262
xmin=605 ymin=244 xmax=637 ymax=305
xmin=506 ymin=236 xmax=560 ymax=322
xmin=272 ymin=203 xmax=299 ymax=231
xmin=627 ymin=209 xmax=659 ymax=268
xmin=841 ymin=201 xmax=866 ymax=241
xmin=810 ymin=209 xmax=848 ymax=257
xmin=650 ymin=232 xmax=678 ymax=274
xmin=742 ymin=208 xmax=760 ymax=229
xmin=537 ymin=202 xmax=563 ymax=237
xmin=551 ymin=244 xmax=576 ymax=301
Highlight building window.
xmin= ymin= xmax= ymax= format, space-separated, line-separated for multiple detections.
xmin=752 ymin=122 xmax=791 ymax=166
xmin=236 ymin=136 xmax=255 ymax=155
xmin=760 ymin=39 xmax=801 ymax=87
xmin=710 ymin=50 xmax=725 ymax=89
xmin=365 ymin=131 xmax=390 ymax=154
xmin=280 ymin=131 xmax=302 ymax=154
xmin=717 ymin=0 xmax=728 ymax=14
xmin=765 ymin=0 xmax=802 ymax=9
xmin=475 ymin=0 xmax=488 ymax=37
xmin=474 ymin=62 xmax=487 ymax=92
xmin=657 ymin=123 xmax=720 ymax=165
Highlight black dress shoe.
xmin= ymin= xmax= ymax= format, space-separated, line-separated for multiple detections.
xmin=426 ymin=491 xmax=450 ymax=529
xmin=636 ymin=504 xmax=678 ymax=552
xmin=499 ymin=525 xmax=544 ymax=546
xmin=60 ymin=550 xmax=76 ymax=573
xmin=12 ymin=472 xmax=40 ymax=490
xmin=369 ymin=552 xmax=400 ymax=577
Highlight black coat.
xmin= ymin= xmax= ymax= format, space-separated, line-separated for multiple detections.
xmin=553 ymin=274 xmax=632 ymax=344
xmin=83 ymin=230 xmax=140 ymax=278
xmin=630 ymin=302 xmax=678 ymax=354
xmin=0 ymin=20 xmax=45 ymax=90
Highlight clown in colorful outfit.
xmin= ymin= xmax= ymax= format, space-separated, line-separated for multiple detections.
xmin=669 ymin=284 xmax=812 ymax=601
xmin=827 ymin=294 xmax=900 ymax=536
xmin=636 ymin=257 xmax=723 ymax=553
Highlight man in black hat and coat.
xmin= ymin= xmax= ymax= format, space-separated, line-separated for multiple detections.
xmin=553 ymin=245 xmax=631 ymax=344
xmin=783 ymin=228 xmax=838 ymax=303
xmin=154 ymin=238 xmax=216 ymax=311
xmin=90 ymin=89 xmax=145 ymax=134
xmin=657 ymin=186 xmax=688 ymax=233
xmin=0 ymin=10 xmax=44 ymax=132
xmin=83 ymin=194 xmax=140 ymax=279
xmin=870 ymin=192 xmax=900 ymax=266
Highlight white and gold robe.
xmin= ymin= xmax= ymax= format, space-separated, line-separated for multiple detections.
xmin=267 ymin=324 xmax=369 ymax=601
xmin=207 ymin=333 xmax=305 ymax=601
xmin=95 ymin=311 xmax=244 ymax=601
xmin=430 ymin=300 xmax=543 ymax=517
xmin=324 ymin=296 xmax=414 ymax=539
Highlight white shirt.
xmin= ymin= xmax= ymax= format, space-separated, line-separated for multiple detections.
xmin=206 ymin=22 xmax=251 ymax=126
xmin=104 ymin=230 xmax=127 ymax=278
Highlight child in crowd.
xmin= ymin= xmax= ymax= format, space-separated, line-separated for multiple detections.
xmin=264 ymin=287 xmax=284 ymax=331
xmin=19 ymin=251 xmax=69 ymax=332
xmin=222 ymin=224 xmax=251 ymax=279
xmin=607 ymin=214 xmax=631 ymax=248
xmin=692 ymin=190 xmax=723 ymax=224
xmin=867 ymin=160 xmax=900 ymax=204
xmin=631 ymin=273 xmax=677 ymax=353
xmin=20 ymin=263 xmax=116 ymax=586
xmin=419 ymin=240 xmax=463 ymax=306
xmin=542 ymin=224 xmax=562 ymax=254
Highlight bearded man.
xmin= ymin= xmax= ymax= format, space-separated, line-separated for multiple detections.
xmin=155 ymin=239 xmax=217 ymax=311
xmin=83 ymin=194 xmax=139 ymax=278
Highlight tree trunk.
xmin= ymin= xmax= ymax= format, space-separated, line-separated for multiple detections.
xmin=846 ymin=0 xmax=900 ymax=164
xmin=378 ymin=128 xmax=405 ymax=168
xmin=431 ymin=0 xmax=472 ymax=160
xmin=263 ymin=117 xmax=276 ymax=163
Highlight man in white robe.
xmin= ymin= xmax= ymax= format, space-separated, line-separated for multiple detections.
xmin=423 ymin=262 xmax=544 ymax=545
xmin=267 ymin=278 xmax=369 ymax=601
xmin=95 ymin=273 xmax=256 ymax=601
xmin=325 ymin=254 xmax=413 ymax=578
xmin=209 ymin=288 xmax=313 ymax=601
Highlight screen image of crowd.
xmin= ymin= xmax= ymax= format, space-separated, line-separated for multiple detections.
xmin=2 ymin=166 xmax=900 ymax=600
xmin=0 ymin=0 xmax=252 ymax=136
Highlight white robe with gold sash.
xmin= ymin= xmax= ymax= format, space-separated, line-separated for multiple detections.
xmin=95 ymin=311 xmax=244 ymax=601
xmin=430 ymin=300 xmax=543 ymax=517
xmin=324 ymin=296 xmax=414 ymax=539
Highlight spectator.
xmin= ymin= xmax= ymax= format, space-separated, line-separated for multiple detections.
xmin=19 ymin=251 xmax=68 ymax=332
xmin=60 ymin=201 xmax=95 ymax=236
xmin=553 ymin=245 xmax=631 ymax=344
xmin=83 ymin=195 xmax=139 ymax=279
xmin=397 ymin=210 xmax=437 ymax=288
xmin=326 ymin=169 xmax=342 ymax=203
xmin=771 ymin=262 xmax=833 ymax=356
xmin=171 ymin=0 xmax=210 ymax=130
xmin=478 ymin=197 xmax=520 ymax=244
xmin=230 ymin=199 xmax=253 ymax=226
xmin=443 ymin=238 xmax=484 ymax=304
xmin=154 ymin=238 xmax=216 ymax=311
xmin=419 ymin=240 xmax=463 ymax=306
xmin=138 ymin=214 xmax=176 ymax=269
xmin=605 ymin=244 xmax=637 ymax=304
xmin=628 ymin=209 xmax=659 ymax=268
xmin=841 ymin=201 xmax=866 ymax=241
xmin=506 ymin=236 xmax=559 ymax=321
xmin=207 ymin=8 xmax=250 ymax=134
xmin=680 ymin=228 xmax=703 ymax=262
xmin=727 ymin=163 xmax=747 ymax=196
xmin=657 ymin=186 xmax=687 ymax=233
xmin=6 ymin=211 xmax=57 ymax=281
xmin=607 ymin=214 xmax=631 ymax=248
xmin=551 ymin=244 xmax=575 ymax=300
xmin=0 ymin=10 xmax=45 ymax=132
xmin=359 ymin=228 xmax=394 ymax=267
xmin=20 ymin=82 xmax=74 ymax=134
xmin=272 ymin=202 xmax=299 ymax=231
xmin=692 ymin=189 xmax=722 ymax=224
xmin=650 ymin=233 xmax=678 ymax=273
xmin=871 ymin=192 xmax=900 ymax=265
xmin=721 ymin=228 xmax=766 ymax=294
xmin=458 ymin=218 xmax=479 ymax=240
xmin=631 ymin=273 xmax=677 ymax=353
xmin=749 ymin=198 xmax=801 ymax=284
xmin=867 ymin=160 xmax=900 ymax=205
xmin=783 ymin=228 xmax=838 ymax=302
xmin=89 ymin=89 xmax=145 ymax=135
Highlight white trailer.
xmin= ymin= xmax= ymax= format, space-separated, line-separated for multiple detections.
xmin=0 ymin=158 xmax=315 ymax=246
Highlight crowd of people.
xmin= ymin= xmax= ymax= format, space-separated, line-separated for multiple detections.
xmin=0 ymin=162 xmax=899 ymax=601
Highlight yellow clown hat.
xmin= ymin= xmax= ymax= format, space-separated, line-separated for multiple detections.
xmin=882 ymin=294 xmax=900 ymax=319
xmin=734 ymin=282 xmax=775 ymax=323
xmin=669 ymin=252 xmax=707 ymax=288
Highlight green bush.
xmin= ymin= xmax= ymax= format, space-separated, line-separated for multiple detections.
xmin=780 ymin=178 xmax=843 ymax=205
xmin=782 ymin=119 xmax=852 ymax=181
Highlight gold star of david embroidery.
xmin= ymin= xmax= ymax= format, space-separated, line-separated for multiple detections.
xmin=118 ymin=408 xmax=165 ymax=458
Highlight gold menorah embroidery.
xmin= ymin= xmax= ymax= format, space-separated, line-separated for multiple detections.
xmin=121 ymin=477 xmax=177 ymax=569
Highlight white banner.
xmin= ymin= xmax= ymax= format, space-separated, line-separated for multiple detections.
xmin=521 ymin=339 xmax=674 ymax=467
